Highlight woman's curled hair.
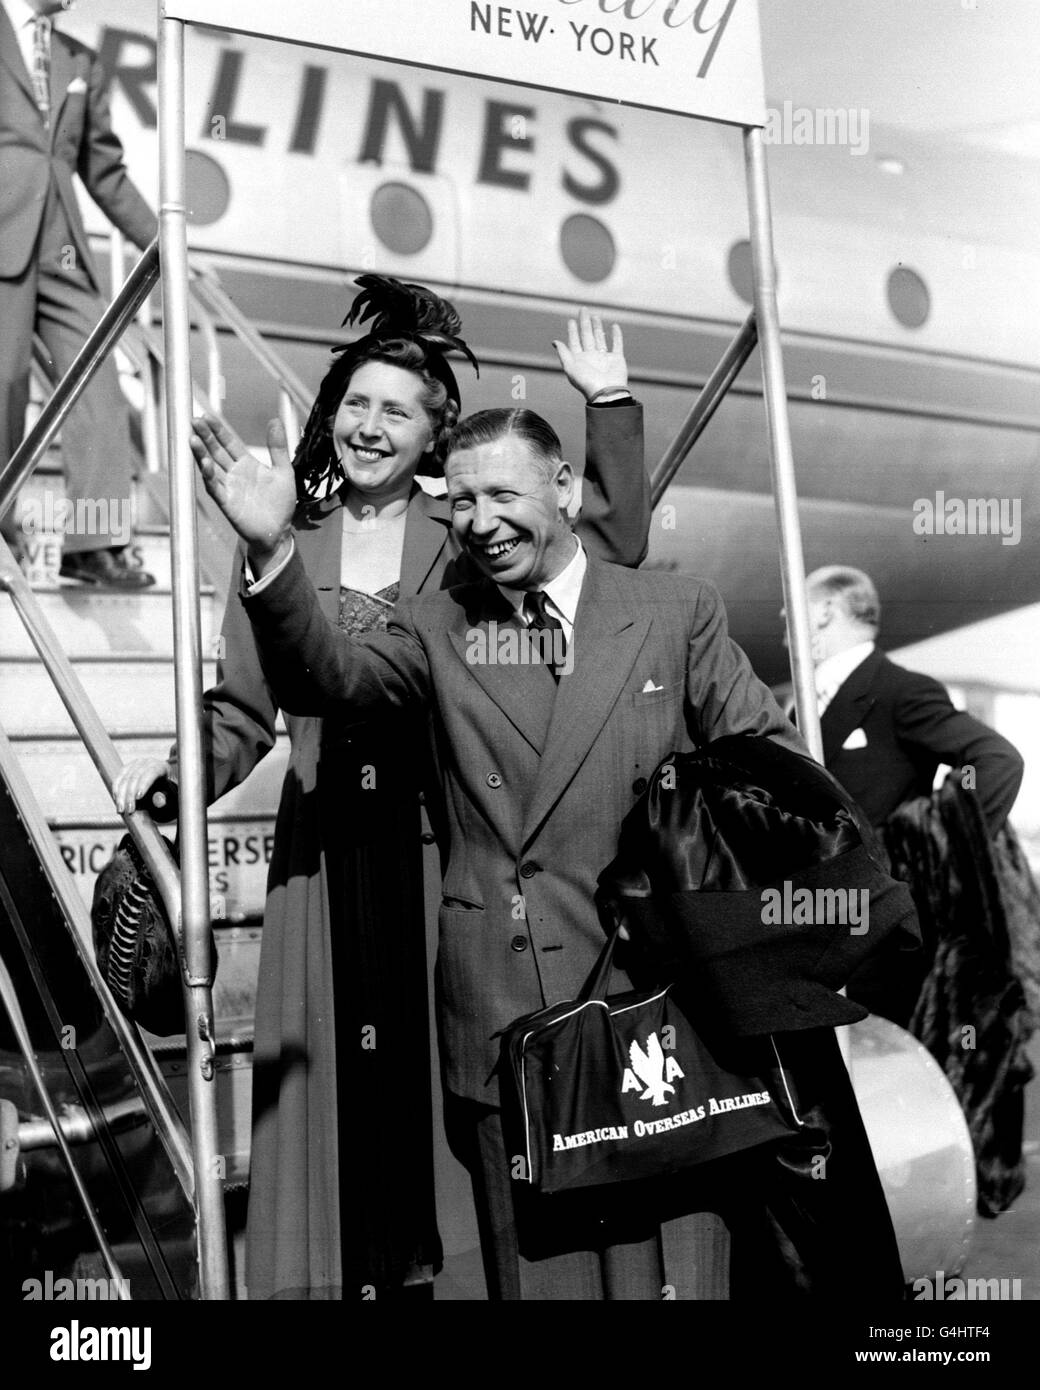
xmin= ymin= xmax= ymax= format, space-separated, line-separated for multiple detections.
xmin=292 ymin=276 xmax=476 ymax=502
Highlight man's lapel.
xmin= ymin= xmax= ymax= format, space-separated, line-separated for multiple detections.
xmin=447 ymin=584 xmax=557 ymax=756
xmin=522 ymin=558 xmax=650 ymax=844
xmin=821 ymin=648 xmax=881 ymax=761
xmin=400 ymin=487 xmax=453 ymax=597
xmin=0 ymin=7 xmax=37 ymax=108
xmin=47 ymin=26 xmax=76 ymax=140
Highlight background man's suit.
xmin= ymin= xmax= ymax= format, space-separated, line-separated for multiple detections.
xmin=245 ymin=548 xmax=825 ymax=1297
xmin=821 ymin=648 xmax=1023 ymax=834
xmin=822 ymin=647 xmax=1024 ymax=1022
xmin=0 ymin=3 xmax=156 ymax=553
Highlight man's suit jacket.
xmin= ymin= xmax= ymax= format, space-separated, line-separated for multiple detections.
xmin=0 ymin=10 xmax=155 ymax=285
xmin=244 ymin=549 xmax=806 ymax=1101
xmin=175 ymin=400 xmax=649 ymax=801
xmin=822 ymin=648 xmax=1023 ymax=834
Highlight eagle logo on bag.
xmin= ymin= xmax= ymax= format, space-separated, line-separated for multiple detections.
xmin=623 ymin=1032 xmax=685 ymax=1106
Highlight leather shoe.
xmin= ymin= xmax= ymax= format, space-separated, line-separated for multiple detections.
xmin=60 ymin=547 xmax=155 ymax=590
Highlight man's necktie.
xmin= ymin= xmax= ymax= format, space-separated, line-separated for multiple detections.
xmin=523 ymin=590 xmax=566 ymax=681
xmin=31 ymin=16 xmax=51 ymax=129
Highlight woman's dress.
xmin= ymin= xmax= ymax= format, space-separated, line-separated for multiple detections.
xmin=324 ymin=583 xmax=441 ymax=1292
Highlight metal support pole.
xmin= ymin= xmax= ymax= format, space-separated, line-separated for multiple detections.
xmin=158 ymin=11 xmax=230 ymax=1301
xmin=137 ymin=292 xmax=164 ymax=474
xmin=108 ymin=228 xmax=126 ymax=298
xmin=278 ymin=387 xmax=301 ymax=456
xmin=650 ymin=312 xmax=758 ymax=508
xmin=193 ymin=299 xmax=224 ymax=410
xmin=743 ymin=127 xmax=822 ymax=764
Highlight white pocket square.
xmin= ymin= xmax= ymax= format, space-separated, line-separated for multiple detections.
xmin=842 ymin=727 xmax=868 ymax=750
xmin=66 ymin=77 xmax=88 ymax=94
xmin=641 ymin=679 xmax=664 ymax=693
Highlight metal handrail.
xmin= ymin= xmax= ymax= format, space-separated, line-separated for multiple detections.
xmin=0 ymin=717 xmax=195 ymax=1202
xmin=0 ymin=951 xmax=131 ymax=1298
xmin=194 ymin=295 xmax=225 ymax=412
xmin=650 ymin=312 xmax=759 ymax=507
xmin=0 ymin=539 xmax=183 ymax=951
xmin=188 ymin=264 xmax=312 ymax=414
xmin=0 ymin=214 xmax=316 ymax=1301
xmin=106 ymin=245 xmax=306 ymax=459
xmin=0 ymin=234 xmax=228 ymax=1296
xmin=102 ymin=232 xmax=309 ymax=465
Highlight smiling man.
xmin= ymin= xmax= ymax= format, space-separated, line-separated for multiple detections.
xmin=189 ymin=405 xmax=904 ymax=1300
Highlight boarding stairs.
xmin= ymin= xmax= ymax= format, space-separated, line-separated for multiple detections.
xmin=0 ymin=241 xmax=311 ymax=1298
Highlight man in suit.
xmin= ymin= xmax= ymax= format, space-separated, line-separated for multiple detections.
xmin=0 ymin=0 xmax=155 ymax=587
xmin=190 ymin=409 xmax=902 ymax=1298
xmin=798 ymin=564 xmax=1024 ymax=1022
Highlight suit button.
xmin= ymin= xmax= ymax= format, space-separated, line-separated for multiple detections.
xmin=519 ymin=861 xmax=540 ymax=879
xmin=486 ymin=773 xmax=502 ymax=788
xmin=510 ymin=935 xmax=529 ymax=952
xmin=421 ymin=832 xmax=436 ymax=845
xmin=632 ymin=777 xmax=648 ymax=796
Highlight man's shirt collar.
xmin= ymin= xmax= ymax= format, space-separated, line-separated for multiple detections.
xmin=496 ymin=537 xmax=585 ymax=637
xmin=815 ymin=640 xmax=875 ymax=704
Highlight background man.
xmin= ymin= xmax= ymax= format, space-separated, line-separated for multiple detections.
xmin=0 ymin=0 xmax=156 ymax=586
xmin=188 ymin=408 xmax=903 ymax=1300
xmin=796 ymin=563 xmax=1024 ymax=1021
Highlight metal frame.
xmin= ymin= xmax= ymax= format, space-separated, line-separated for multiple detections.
xmin=152 ymin=0 xmax=824 ymax=1296
xmin=743 ymin=129 xmax=822 ymax=760
xmin=649 ymin=311 xmax=759 ymax=507
xmin=0 ymin=953 xmax=131 ymax=1297
xmin=157 ymin=17 xmax=229 ymax=1301
xmin=0 ymin=718 xmax=194 ymax=1199
xmin=0 ymin=28 xmax=324 ymax=1297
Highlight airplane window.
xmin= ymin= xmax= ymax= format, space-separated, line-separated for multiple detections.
xmin=887 ymin=266 xmax=931 ymax=329
xmin=726 ymin=239 xmax=780 ymax=305
xmin=370 ymin=182 xmax=434 ymax=256
xmin=727 ymin=240 xmax=754 ymax=304
xmin=184 ymin=150 xmax=231 ymax=226
xmin=559 ymin=213 xmax=616 ymax=283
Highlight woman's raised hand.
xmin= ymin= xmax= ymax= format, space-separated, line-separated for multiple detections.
xmin=190 ymin=414 xmax=297 ymax=566
xmin=552 ymin=306 xmax=628 ymax=402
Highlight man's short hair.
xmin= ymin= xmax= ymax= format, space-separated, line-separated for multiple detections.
xmin=808 ymin=565 xmax=881 ymax=630
xmin=444 ymin=409 xmax=563 ymax=483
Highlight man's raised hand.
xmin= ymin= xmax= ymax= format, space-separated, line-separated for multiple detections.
xmin=190 ymin=414 xmax=296 ymax=569
xmin=552 ymin=306 xmax=628 ymax=403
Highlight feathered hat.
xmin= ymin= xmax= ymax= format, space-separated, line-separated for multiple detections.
xmin=294 ymin=274 xmax=479 ymax=498
xmin=337 ymin=273 xmax=479 ymax=407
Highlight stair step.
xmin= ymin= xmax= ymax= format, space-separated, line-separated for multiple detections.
xmin=0 ymin=587 xmax=219 ymax=658
xmin=54 ymin=820 xmax=277 ymax=925
xmin=10 ymin=735 xmax=287 ymax=822
xmin=0 ymin=659 xmax=219 ymax=737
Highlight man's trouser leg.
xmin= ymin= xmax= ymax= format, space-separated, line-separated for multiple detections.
xmin=465 ymin=1102 xmax=728 ymax=1300
xmin=34 ymin=260 xmax=135 ymax=555
xmin=0 ymin=263 xmax=39 ymax=548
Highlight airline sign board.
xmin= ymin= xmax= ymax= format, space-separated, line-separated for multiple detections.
xmin=160 ymin=0 xmax=766 ymax=128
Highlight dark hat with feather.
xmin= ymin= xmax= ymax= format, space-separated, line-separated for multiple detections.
xmin=341 ymin=274 xmax=478 ymax=405
xmin=293 ymin=274 xmax=479 ymax=499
